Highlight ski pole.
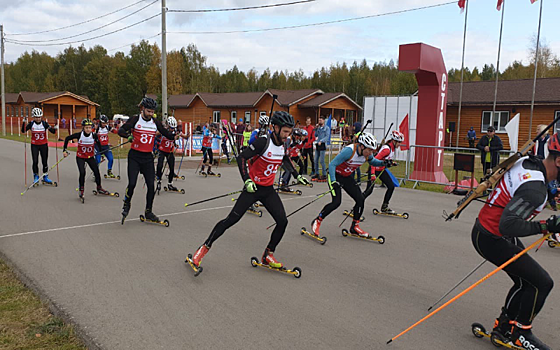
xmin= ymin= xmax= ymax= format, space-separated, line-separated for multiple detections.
xmin=427 ymin=260 xmax=486 ymax=311
xmin=266 ymin=189 xmax=332 ymax=230
xmin=184 ymin=189 xmax=243 ymax=207
xmin=24 ymin=121 xmax=28 ymax=186
xmin=176 ymin=137 xmax=186 ymax=176
xmin=21 ymin=155 xmax=67 ymax=196
xmin=56 ymin=118 xmax=60 ymax=184
xmin=386 ymin=233 xmax=552 ymax=345
xmin=338 ymin=170 xmax=384 ymax=228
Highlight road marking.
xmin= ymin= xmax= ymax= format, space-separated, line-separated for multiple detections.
xmin=0 ymin=195 xmax=319 ymax=240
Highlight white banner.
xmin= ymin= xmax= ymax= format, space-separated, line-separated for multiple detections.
xmin=505 ymin=113 xmax=520 ymax=152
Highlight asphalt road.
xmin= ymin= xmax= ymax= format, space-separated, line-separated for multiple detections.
xmin=0 ymin=137 xmax=558 ymax=350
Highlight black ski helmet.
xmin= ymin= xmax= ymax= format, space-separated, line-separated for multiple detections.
xmin=100 ymin=115 xmax=109 ymax=123
xmin=140 ymin=97 xmax=157 ymax=110
xmin=270 ymin=111 xmax=295 ymax=128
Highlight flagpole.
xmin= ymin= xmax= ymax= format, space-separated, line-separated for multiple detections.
xmin=456 ymin=0 xmax=469 ymax=147
xmin=492 ymin=0 xmax=505 ymax=121
xmin=528 ymin=0 xmax=543 ymax=140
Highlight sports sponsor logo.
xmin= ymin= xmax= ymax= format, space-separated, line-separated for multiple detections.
xmin=517 ymin=335 xmax=539 ymax=350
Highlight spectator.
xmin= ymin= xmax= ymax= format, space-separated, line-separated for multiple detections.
xmin=235 ymin=118 xmax=246 ymax=152
xmin=331 ymin=117 xmax=338 ymax=133
xmin=467 ymin=126 xmax=476 ymax=148
xmin=476 ymin=126 xmax=503 ymax=177
xmin=61 ymin=117 xmax=67 ymax=129
xmin=339 ymin=117 xmax=346 ymax=129
xmin=302 ymin=117 xmax=315 ymax=176
xmin=178 ymin=119 xmax=183 ymax=133
xmin=196 ymin=124 xmax=202 ymax=134
xmin=313 ymin=116 xmax=330 ymax=181
xmin=533 ymin=124 xmax=549 ymax=159
xmin=242 ymin=124 xmax=253 ymax=151
xmin=295 ymin=120 xmax=301 ymax=129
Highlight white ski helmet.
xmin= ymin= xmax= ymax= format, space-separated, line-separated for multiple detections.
xmin=167 ymin=116 xmax=177 ymax=128
xmin=389 ymin=130 xmax=405 ymax=142
xmin=259 ymin=115 xmax=269 ymax=126
xmin=358 ymin=132 xmax=378 ymax=150
xmin=32 ymin=107 xmax=43 ymax=118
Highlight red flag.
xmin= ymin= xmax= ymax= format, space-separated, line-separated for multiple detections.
xmin=497 ymin=0 xmax=503 ymax=10
xmin=530 ymin=0 xmax=538 ymax=3
xmin=399 ymin=114 xmax=409 ymax=151
xmin=458 ymin=0 xmax=466 ymax=11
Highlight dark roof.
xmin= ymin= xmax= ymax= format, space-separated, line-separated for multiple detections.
xmin=267 ymin=89 xmax=322 ymax=106
xmin=299 ymin=92 xmax=363 ymax=110
xmin=19 ymin=91 xmax=66 ymax=103
xmin=0 ymin=93 xmax=19 ymax=104
xmin=198 ymin=92 xmax=264 ymax=107
xmin=447 ymin=77 xmax=560 ymax=105
xmin=169 ymin=94 xmax=196 ymax=107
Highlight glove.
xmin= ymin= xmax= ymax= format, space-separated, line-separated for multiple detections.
xmin=383 ymin=159 xmax=394 ymax=168
xmin=297 ymin=175 xmax=310 ymax=186
xmin=244 ymin=179 xmax=257 ymax=193
xmin=542 ymin=215 xmax=560 ymax=233
xmin=127 ymin=135 xmax=133 ymax=142
xmin=63 ymin=150 xmax=69 ymax=158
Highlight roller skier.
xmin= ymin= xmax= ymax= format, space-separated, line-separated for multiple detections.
xmin=279 ymin=128 xmax=306 ymax=192
xmin=63 ymin=119 xmax=111 ymax=202
xmin=156 ymin=116 xmax=189 ymax=193
xmin=310 ymin=133 xmax=386 ymax=239
xmin=118 ymin=97 xmax=179 ymax=224
xmin=469 ymin=134 xmax=560 ymax=350
xmin=200 ymin=123 xmax=221 ymax=176
xmin=186 ymin=111 xmax=310 ymax=274
xmin=21 ymin=108 xmax=58 ymax=186
xmin=95 ymin=115 xmax=117 ymax=179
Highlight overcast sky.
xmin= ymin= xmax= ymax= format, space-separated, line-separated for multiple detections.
xmin=1 ymin=0 xmax=558 ymax=75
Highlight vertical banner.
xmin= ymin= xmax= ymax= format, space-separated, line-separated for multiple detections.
xmin=399 ymin=114 xmax=409 ymax=151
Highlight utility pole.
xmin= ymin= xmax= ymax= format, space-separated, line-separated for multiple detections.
xmin=161 ymin=0 xmax=168 ymax=120
xmin=1 ymin=24 xmax=6 ymax=137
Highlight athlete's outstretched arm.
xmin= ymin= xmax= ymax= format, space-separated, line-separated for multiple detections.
xmin=117 ymin=115 xmax=139 ymax=138
xmin=499 ymin=181 xmax=547 ymax=237
xmin=155 ymin=119 xmax=176 ymax=140
xmin=63 ymin=132 xmax=82 ymax=151
xmin=237 ymin=137 xmax=267 ymax=182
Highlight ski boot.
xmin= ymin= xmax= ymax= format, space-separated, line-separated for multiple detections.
xmin=156 ymin=178 xmax=162 ymax=194
xmin=311 ymin=217 xmax=322 ymax=237
xmin=278 ymin=185 xmax=302 ymax=195
xmin=509 ymin=322 xmax=551 ymax=350
xmin=185 ymin=244 xmax=209 ymax=276
xmin=342 ymin=220 xmax=385 ymax=244
xmin=93 ymin=186 xmax=119 ymax=197
xmin=206 ymin=170 xmax=221 ymax=177
xmin=104 ymin=169 xmax=120 ymax=180
xmin=250 ymin=250 xmax=301 ymax=278
xmin=246 ymin=204 xmax=263 ymax=217
xmin=78 ymin=187 xmax=85 ymax=203
xmin=311 ymin=174 xmax=319 ymax=182
xmin=121 ymin=199 xmax=131 ymax=224
xmin=33 ymin=173 xmax=40 ymax=187
xmin=318 ymin=175 xmax=327 ymax=183
xmin=381 ymin=203 xmax=396 ymax=214
xmin=165 ymin=183 xmax=185 ymax=194
xmin=140 ymin=209 xmax=169 ymax=227
xmin=42 ymin=174 xmax=57 ymax=187
xmin=300 ymin=226 xmax=327 ymax=244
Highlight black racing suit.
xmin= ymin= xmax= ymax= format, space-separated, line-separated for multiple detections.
xmin=63 ymin=132 xmax=103 ymax=188
xmin=118 ymin=115 xmax=176 ymax=211
xmin=203 ymin=136 xmax=299 ymax=252
xmin=22 ymin=121 xmax=57 ymax=175
xmin=156 ymin=151 xmax=175 ymax=183
xmin=472 ymin=158 xmax=553 ymax=326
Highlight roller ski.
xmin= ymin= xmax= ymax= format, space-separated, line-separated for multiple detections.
xmin=292 ymin=180 xmax=313 ymax=188
xmin=41 ymin=174 xmax=58 ymax=187
xmin=163 ymin=183 xmax=185 ymax=194
xmin=300 ymin=226 xmax=326 ymax=245
xmin=173 ymin=174 xmax=186 ymax=180
xmin=471 ymin=320 xmax=551 ymax=350
xmin=139 ymin=209 xmax=169 ymax=227
xmin=277 ymin=186 xmax=302 ymax=195
xmin=342 ymin=209 xmax=365 ymax=222
xmin=246 ymin=205 xmax=263 ymax=217
xmin=92 ymin=187 xmax=119 ymax=197
xmin=341 ymin=220 xmax=385 ymax=244
xmin=198 ymin=171 xmax=208 ymax=178
xmin=20 ymin=174 xmax=42 ymax=195
xmin=103 ymin=169 xmax=120 ymax=180
xmin=250 ymin=249 xmax=301 ymax=278
xmin=546 ymin=234 xmax=560 ymax=248
xmin=311 ymin=175 xmax=327 ymax=183
xmin=372 ymin=204 xmax=409 ymax=219
xmin=185 ymin=244 xmax=208 ymax=277
xmin=121 ymin=200 xmax=130 ymax=225
xmin=78 ymin=187 xmax=85 ymax=204
xmin=206 ymin=170 xmax=221 ymax=178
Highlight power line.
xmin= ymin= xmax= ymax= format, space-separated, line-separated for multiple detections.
xmin=7 ymin=0 xmax=148 ymax=36
xmin=7 ymin=0 xmax=158 ymax=43
xmin=168 ymin=1 xmax=456 ymax=34
xmin=168 ymin=0 xmax=315 ymax=13
xmin=6 ymin=14 xmax=161 ymax=47
xmin=108 ymin=32 xmax=161 ymax=52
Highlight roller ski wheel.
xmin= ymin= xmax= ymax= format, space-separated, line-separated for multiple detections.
xmin=342 ymin=210 xmax=365 ymax=222
xmin=372 ymin=208 xmax=409 ymax=219
xmin=290 ymin=180 xmax=313 ymax=188
xmin=163 ymin=186 xmax=185 ymax=194
xmin=300 ymin=227 xmax=327 ymax=245
xmin=198 ymin=171 xmax=208 ymax=178
xmin=185 ymin=254 xmax=203 ymax=276
xmin=206 ymin=172 xmax=221 ymax=178
xmin=277 ymin=188 xmax=302 ymax=196
xmin=341 ymin=229 xmax=385 ymax=244
xmin=92 ymin=190 xmax=119 ymax=197
xmin=247 ymin=208 xmax=263 ymax=217
xmin=547 ymin=237 xmax=559 ymax=248
xmin=104 ymin=174 xmax=120 ymax=180
xmin=42 ymin=180 xmax=58 ymax=187
xmin=250 ymin=257 xmax=301 ymax=278
xmin=470 ymin=323 xmax=523 ymax=349
xmin=174 ymin=175 xmax=186 ymax=181
xmin=139 ymin=215 xmax=170 ymax=227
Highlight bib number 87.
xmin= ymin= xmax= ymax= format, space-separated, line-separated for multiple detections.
xmin=264 ymin=164 xmax=279 ymax=177
xmin=140 ymin=134 xmax=153 ymax=144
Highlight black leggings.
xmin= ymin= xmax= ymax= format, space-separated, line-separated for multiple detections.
xmin=319 ymin=173 xmax=364 ymax=220
xmin=376 ymin=169 xmax=395 ymax=205
xmin=202 ymin=147 xmax=213 ymax=165
xmin=302 ymin=147 xmax=314 ymax=174
xmin=31 ymin=144 xmax=49 ymax=174
xmin=472 ymin=225 xmax=553 ymax=325
xmin=204 ymin=186 xmax=288 ymax=251
xmin=125 ymin=150 xmax=156 ymax=211
xmin=156 ymin=151 xmax=175 ymax=183
xmin=76 ymin=157 xmax=101 ymax=188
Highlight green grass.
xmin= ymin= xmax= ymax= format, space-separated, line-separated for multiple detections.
xmin=0 ymin=259 xmax=86 ymax=350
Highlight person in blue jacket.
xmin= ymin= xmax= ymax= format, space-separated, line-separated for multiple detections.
xmin=313 ymin=116 xmax=330 ymax=180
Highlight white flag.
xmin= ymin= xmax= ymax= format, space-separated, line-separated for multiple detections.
xmin=505 ymin=113 xmax=520 ymax=152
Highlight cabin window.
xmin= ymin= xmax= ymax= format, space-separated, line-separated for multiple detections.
xmin=212 ymin=111 xmax=221 ymax=124
xmin=245 ymin=111 xmax=251 ymax=124
xmin=231 ymin=110 xmax=237 ymax=124
xmin=555 ymin=111 xmax=560 ymax=133
xmin=481 ymin=111 xmax=509 ymax=133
